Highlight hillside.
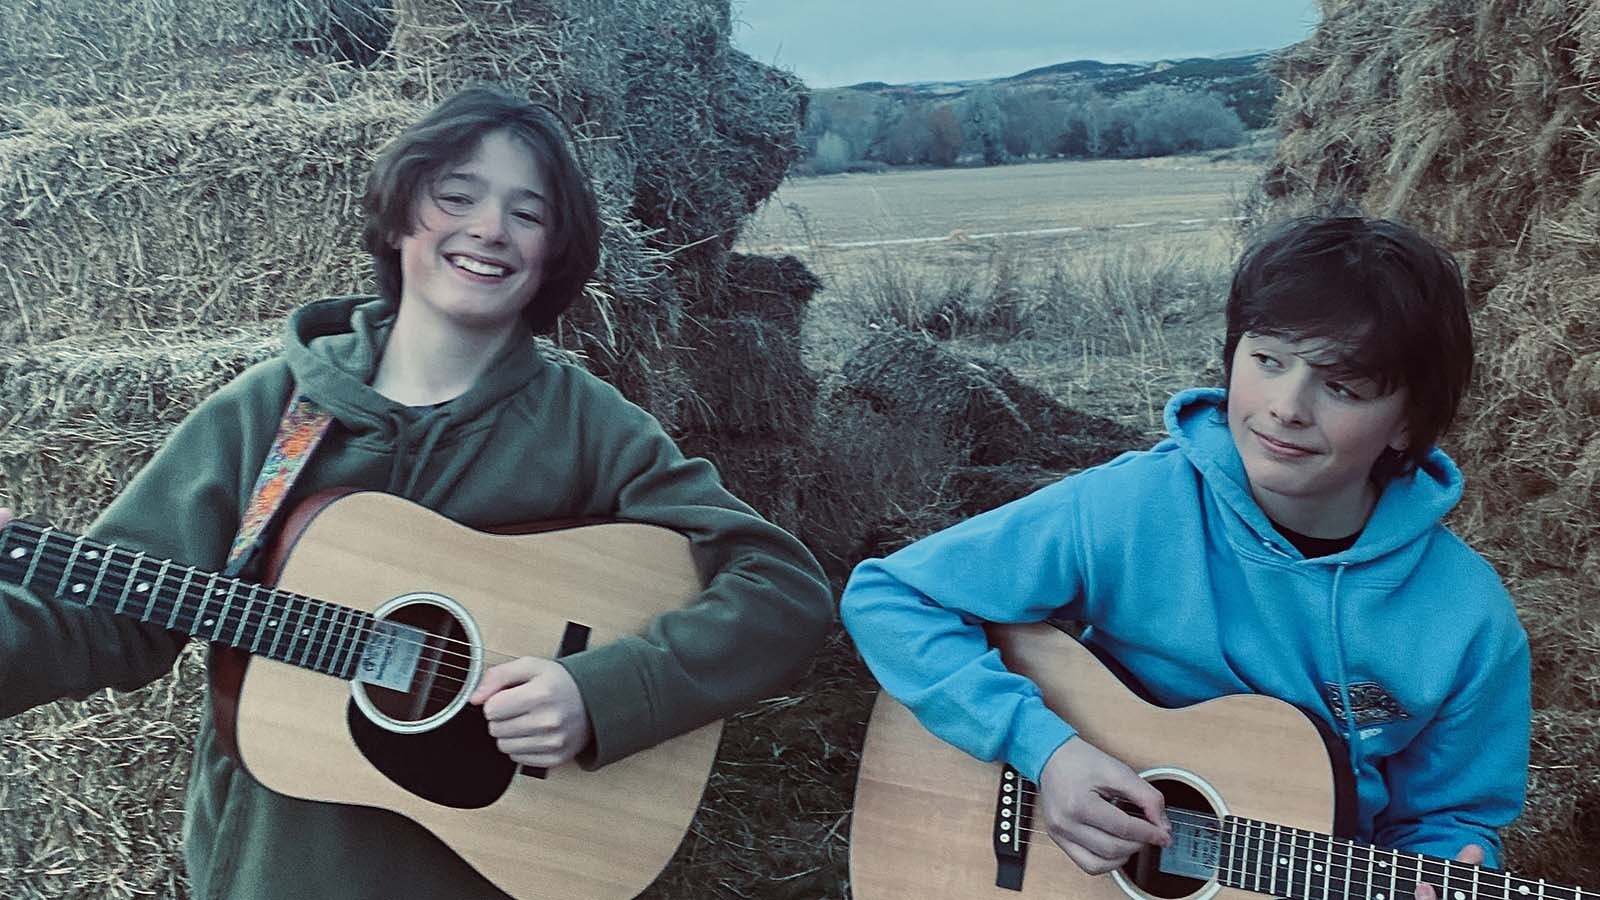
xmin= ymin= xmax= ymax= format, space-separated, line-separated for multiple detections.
xmin=829 ymin=52 xmax=1276 ymax=129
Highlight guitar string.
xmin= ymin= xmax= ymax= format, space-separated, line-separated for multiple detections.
xmin=1002 ymin=818 xmax=1470 ymax=896
xmin=1009 ymin=796 xmax=1558 ymax=895
xmin=4 ymin=534 xmax=516 ymax=670
xmin=2 ymin=532 xmax=491 ymax=662
xmin=1 ymin=537 xmax=532 ymax=694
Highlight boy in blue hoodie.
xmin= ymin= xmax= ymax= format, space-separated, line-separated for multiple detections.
xmin=841 ymin=216 xmax=1530 ymax=893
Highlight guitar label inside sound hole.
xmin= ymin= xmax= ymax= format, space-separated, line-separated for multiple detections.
xmin=355 ymin=619 xmax=427 ymax=691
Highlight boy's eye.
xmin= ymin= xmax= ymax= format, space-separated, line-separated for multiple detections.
xmin=512 ymin=209 xmax=543 ymax=225
xmin=1326 ymin=380 xmax=1365 ymax=400
xmin=436 ymin=193 xmax=473 ymax=208
xmin=1251 ymin=352 xmax=1280 ymax=368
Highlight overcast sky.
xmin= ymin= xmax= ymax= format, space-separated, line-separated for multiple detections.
xmin=731 ymin=1 xmax=1321 ymax=88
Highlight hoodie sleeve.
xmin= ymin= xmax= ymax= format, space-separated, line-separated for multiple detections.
xmin=1370 ymin=620 xmax=1530 ymax=868
xmin=553 ymin=377 xmax=833 ymax=768
xmin=840 ymin=477 xmax=1087 ymax=782
xmin=0 ymin=365 xmax=280 ymax=717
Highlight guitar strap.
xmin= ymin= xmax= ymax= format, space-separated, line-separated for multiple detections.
xmin=223 ymin=392 xmax=335 ymax=578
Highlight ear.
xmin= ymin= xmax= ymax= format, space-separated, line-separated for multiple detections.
xmin=1387 ymin=422 xmax=1410 ymax=454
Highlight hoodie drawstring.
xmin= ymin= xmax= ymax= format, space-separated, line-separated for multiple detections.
xmin=382 ymin=408 xmax=453 ymax=501
xmin=1328 ymin=562 xmax=1363 ymax=779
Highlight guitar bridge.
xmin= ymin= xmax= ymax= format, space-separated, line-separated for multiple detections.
xmin=992 ymin=765 xmax=1033 ymax=891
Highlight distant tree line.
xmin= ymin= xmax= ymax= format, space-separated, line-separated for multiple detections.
xmin=800 ymin=83 xmax=1246 ymax=175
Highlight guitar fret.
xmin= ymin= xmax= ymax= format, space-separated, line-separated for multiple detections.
xmin=1342 ymin=831 xmax=1356 ymax=900
xmin=1251 ymin=819 xmax=1265 ymax=893
xmin=144 ymin=559 xmax=172 ymax=623
xmin=287 ymin=596 xmax=313 ymax=664
xmin=312 ymin=605 xmax=337 ymax=674
xmin=86 ymin=545 xmax=115 ymax=607
xmin=114 ymin=550 xmax=145 ymax=615
xmin=300 ymin=602 xmax=327 ymax=667
xmin=325 ymin=607 xmax=351 ymax=678
xmin=167 ymin=567 xmax=196 ymax=630
xmin=214 ymin=578 xmax=241 ymax=642
xmin=53 ymin=534 xmax=86 ymax=599
xmin=339 ymin=614 xmax=368 ymax=680
xmin=19 ymin=526 xmax=51 ymax=589
xmin=1224 ymin=818 xmax=1241 ymax=891
xmin=1369 ymin=839 xmax=1382 ymax=896
xmin=232 ymin=582 xmax=256 ymax=649
xmin=266 ymin=591 xmax=290 ymax=660
xmin=1273 ymin=826 xmax=1286 ymax=890
xmin=194 ymin=573 xmax=221 ymax=638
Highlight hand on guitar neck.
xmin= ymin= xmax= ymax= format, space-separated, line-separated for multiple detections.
xmin=0 ymin=508 xmax=12 ymax=530
xmin=1038 ymin=734 xmax=1173 ymax=875
xmin=1417 ymin=844 xmax=1486 ymax=900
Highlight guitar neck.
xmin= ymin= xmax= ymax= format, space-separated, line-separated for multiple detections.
xmin=0 ymin=520 xmax=372 ymax=679
xmin=1197 ymin=813 xmax=1593 ymax=900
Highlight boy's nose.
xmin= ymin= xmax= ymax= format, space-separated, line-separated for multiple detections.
xmin=468 ymin=205 xmax=509 ymax=244
xmin=1269 ymin=381 xmax=1313 ymax=425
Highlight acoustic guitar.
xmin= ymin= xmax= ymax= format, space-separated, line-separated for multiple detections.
xmin=0 ymin=490 xmax=722 ymax=899
xmin=851 ymin=622 xmax=1592 ymax=900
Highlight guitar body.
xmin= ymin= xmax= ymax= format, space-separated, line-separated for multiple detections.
xmin=212 ymin=491 xmax=722 ymax=900
xmin=850 ymin=622 xmax=1349 ymax=900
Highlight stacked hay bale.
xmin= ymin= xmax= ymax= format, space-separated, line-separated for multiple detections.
xmin=0 ymin=1 xmax=820 ymax=896
xmin=1264 ymin=0 xmax=1600 ymax=880
xmin=805 ymin=331 xmax=1145 ymax=571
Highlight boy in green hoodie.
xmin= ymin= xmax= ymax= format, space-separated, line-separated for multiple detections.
xmin=0 ymin=86 xmax=832 ymax=898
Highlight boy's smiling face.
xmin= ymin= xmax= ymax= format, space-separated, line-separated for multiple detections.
xmin=1227 ymin=332 xmax=1411 ymax=537
xmin=396 ymin=130 xmax=552 ymax=334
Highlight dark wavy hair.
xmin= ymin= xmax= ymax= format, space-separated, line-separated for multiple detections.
xmin=361 ymin=85 xmax=601 ymax=332
xmin=1223 ymin=215 xmax=1474 ymax=479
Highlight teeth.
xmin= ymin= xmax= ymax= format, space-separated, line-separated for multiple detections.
xmin=450 ymin=255 xmax=510 ymax=276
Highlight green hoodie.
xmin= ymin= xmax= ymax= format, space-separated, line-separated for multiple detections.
xmin=0 ymin=295 xmax=833 ymax=899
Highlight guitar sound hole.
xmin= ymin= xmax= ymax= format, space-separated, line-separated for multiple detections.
xmin=1121 ymin=778 xmax=1216 ymax=899
xmin=346 ymin=596 xmax=516 ymax=809
xmin=362 ymin=601 xmax=471 ymax=724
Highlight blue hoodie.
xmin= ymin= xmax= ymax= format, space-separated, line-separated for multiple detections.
xmin=841 ymin=388 xmax=1529 ymax=865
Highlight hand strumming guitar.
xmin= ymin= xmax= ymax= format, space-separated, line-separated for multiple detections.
xmin=1038 ymin=735 xmax=1172 ymax=875
xmin=470 ymin=656 xmax=593 ymax=769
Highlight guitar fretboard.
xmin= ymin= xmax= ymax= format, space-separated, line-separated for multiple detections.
xmin=1200 ymin=814 xmax=1594 ymax=900
xmin=0 ymin=521 xmax=372 ymax=679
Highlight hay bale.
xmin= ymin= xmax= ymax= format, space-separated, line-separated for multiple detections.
xmin=685 ymin=252 xmax=822 ymax=337
xmin=1503 ymin=707 xmax=1600 ymax=884
xmin=0 ymin=101 xmax=412 ymax=344
xmin=0 ymin=0 xmax=394 ymax=108
xmin=0 ymin=327 xmax=281 ymax=530
xmin=677 ymin=435 xmax=806 ymax=539
xmin=1266 ymin=6 xmax=1600 ymax=877
xmin=840 ymin=330 xmax=1144 ymax=469
xmin=676 ymin=315 xmax=816 ymax=437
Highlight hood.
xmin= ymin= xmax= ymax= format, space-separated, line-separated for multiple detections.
xmin=281 ymin=295 xmax=544 ymax=440
xmin=1162 ymin=387 xmax=1463 ymax=562
xmin=280 ymin=295 xmax=547 ymax=501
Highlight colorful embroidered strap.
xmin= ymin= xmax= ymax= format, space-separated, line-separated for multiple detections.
xmin=224 ymin=393 xmax=335 ymax=574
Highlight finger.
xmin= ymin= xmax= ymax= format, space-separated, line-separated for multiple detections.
xmin=486 ymin=711 xmax=564 ymax=739
xmin=1116 ymin=779 xmax=1171 ymax=840
xmin=0 ymin=508 xmax=14 ymax=528
xmin=1055 ymin=821 xmax=1146 ymax=863
xmin=1417 ymin=884 xmax=1437 ymax=900
xmin=1058 ymin=839 xmax=1127 ymax=877
xmin=495 ymin=734 xmax=566 ymax=756
xmin=1083 ymin=793 xmax=1169 ymax=847
xmin=1455 ymin=844 xmax=1486 ymax=865
xmin=470 ymin=658 xmax=541 ymax=706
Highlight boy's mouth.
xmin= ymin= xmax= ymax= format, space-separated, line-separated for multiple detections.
xmin=447 ymin=253 xmax=513 ymax=278
xmin=1253 ymin=430 xmax=1319 ymax=457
